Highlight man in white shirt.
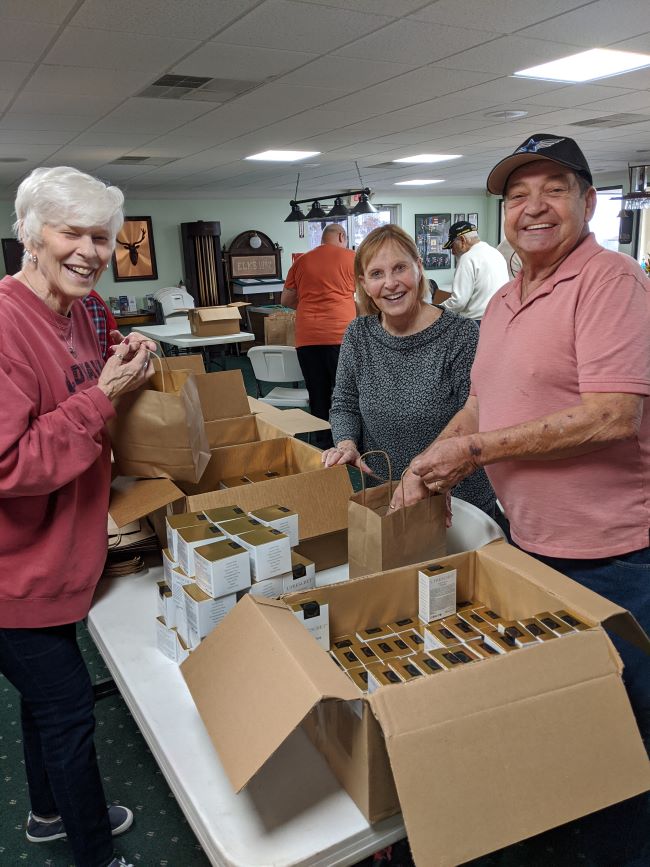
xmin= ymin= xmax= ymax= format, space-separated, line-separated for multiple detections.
xmin=441 ymin=221 xmax=509 ymax=321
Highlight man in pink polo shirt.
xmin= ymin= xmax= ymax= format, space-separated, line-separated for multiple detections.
xmin=401 ymin=133 xmax=649 ymax=859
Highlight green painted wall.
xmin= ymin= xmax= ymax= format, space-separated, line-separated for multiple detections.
xmin=0 ymin=192 xmax=493 ymax=301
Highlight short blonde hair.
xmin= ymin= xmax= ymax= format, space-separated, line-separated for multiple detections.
xmin=355 ymin=224 xmax=428 ymax=316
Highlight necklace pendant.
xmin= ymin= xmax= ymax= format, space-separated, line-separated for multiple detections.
xmin=69 ymin=346 xmax=77 ymax=358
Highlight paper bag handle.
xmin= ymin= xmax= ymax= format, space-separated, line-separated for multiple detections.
xmin=358 ymin=450 xmax=393 ymax=505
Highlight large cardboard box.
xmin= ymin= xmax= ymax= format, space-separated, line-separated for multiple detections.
xmin=181 ymin=542 xmax=650 ymax=866
xmin=188 ymin=303 xmax=249 ymax=337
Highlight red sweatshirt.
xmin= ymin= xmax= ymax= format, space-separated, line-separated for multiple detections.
xmin=0 ymin=276 xmax=116 ymax=627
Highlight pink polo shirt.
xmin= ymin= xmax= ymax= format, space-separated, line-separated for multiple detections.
xmin=471 ymin=233 xmax=650 ymax=558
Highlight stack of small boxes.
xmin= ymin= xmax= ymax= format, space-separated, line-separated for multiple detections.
xmin=320 ymin=561 xmax=592 ymax=693
xmin=156 ymin=503 xmax=316 ymax=662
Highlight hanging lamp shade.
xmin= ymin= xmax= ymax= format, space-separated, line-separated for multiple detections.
xmin=351 ymin=192 xmax=377 ymax=215
xmin=306 ymin=200 xmax=328 ymax=220
xmin=284 ymin=202 xmax=307 ymax=222
xmin=328 ymin=196 xmax=350 ymax=217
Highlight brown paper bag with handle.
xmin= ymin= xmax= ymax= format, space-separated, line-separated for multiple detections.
xmin=109 ymin=354 xmax=211 ymax=484
xmin=264 ymin=311 xmax=296 ymax=346
xmin=347 ymin=451 xmax=446 ymax=579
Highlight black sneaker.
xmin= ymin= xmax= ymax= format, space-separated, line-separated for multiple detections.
xmin=26 ymin=804 xmax=134 ymax=843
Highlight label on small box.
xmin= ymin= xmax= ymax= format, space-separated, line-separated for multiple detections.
xmin=291 ymin=599 xmax=329 ymax=650
xmin=418 ymin=563 xmax=456 ymax=623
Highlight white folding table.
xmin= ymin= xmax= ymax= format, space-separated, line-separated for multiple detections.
xmin=135 ymin=324 xmax=255 ymax=369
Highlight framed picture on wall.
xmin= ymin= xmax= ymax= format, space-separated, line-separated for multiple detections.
xmin=453 ymin=212 xmax=465 ymax=223
xmin=468 ymin=212 xmax=479 ymax=229
xmin=112 ymin=216 xmax=158 ymax=281
xmin=414 ymin=213 xmax=451 ymax=270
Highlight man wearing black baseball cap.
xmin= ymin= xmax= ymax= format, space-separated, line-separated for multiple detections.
xmin=440 ymin=220 xmax=508 ymax=321
xmin=405 ymin=134 xmax=650 ymax=833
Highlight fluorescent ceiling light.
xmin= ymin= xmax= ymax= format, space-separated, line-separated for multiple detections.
xmin=393 ymin=154 xmax=461 ymax=164
xmin=245 ymin=150 xmax=320 ymax=161
xmin=394 ymin=179 xmax=444 ymax=186
xmin=514 ymin=48 xmax=650 ymax=83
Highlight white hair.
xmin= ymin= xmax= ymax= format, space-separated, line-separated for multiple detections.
xmin=13 ymin=166 xmax=125 ymax=256
xmin=464 ymin=230 xmax=480 ymax=243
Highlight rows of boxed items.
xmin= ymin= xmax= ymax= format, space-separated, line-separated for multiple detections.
xmin=290 ymin=560 xmax=592 ymax=692
xmin=181 ymin=544 xmax=650 ymax=866
xmin=156 ymin=504 xmax=316 ymax=663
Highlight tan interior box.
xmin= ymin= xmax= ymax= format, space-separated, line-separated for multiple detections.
xmin=188 ymin=302 xmax=249 ymax=337
xmin=181 ymin=542 xmax=650 ymax=867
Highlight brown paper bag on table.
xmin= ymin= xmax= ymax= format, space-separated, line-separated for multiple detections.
xmin=264 ymin=311 xmax=296 ymax=346
xmin=347 ymin=451 xmax=446 ymax=579
xmin=109 ymin=356 xmax=211 ymax=484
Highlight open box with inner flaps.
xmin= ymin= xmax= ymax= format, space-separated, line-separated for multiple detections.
xmin=180 ymin=541 xmax=650 ymax=867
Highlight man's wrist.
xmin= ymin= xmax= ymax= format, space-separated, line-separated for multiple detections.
xmin=465 ymin=434 xmax=485 ymax=467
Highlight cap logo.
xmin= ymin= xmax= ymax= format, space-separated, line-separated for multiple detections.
xmin=515 ymin=136 xmax=563 ymax=154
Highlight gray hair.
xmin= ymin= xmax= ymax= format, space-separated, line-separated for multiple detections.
xmin=13 ymin=166 xmax=125 ymax=256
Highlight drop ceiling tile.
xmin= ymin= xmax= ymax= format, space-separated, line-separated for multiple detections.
xmin=518 ymin=0 xmax=650 ymax=46
xmin=10 ymin=91 xmax=121 ymax=118
xmin=612 ymin=31 xmax=650 ymax=53
xmin=171 ymin=43 xmax=317 ymax=81
xmin=0 ymin=61 xmax=34 ymax=91
xmin=276 ymin=0 xmax=427 ymax=15
xmin=521 ymin=82 xmax=635 ymax=109
xmin=0 ymin=114 xmax=91 ymax=132
xmin=0 ymin=92 xmax=13 ymax=114
xmin=91 ymin=98 xmax=215 ymax=134
xmin=407 ymin=0 xmax=591 ymax=34
xmin=581 ymin=91 xmax=650 ymax=113
xmin=432 ymin=35 xmax=582 ymax=75
xmin=336 ymin=19 xmax=501 ymax=67
xmin=72 ymin=131 xmax=161 ymax=149
xmin=3 ymin=1 xmax=78 ymax=24
xmin=44 ymin=27 xmax=199 ymax=71
xmin=25 ymin=65 xmax=153 ymax=98
xmin=279 ymin=55 xmax=414 ymax=89
xmin=71 ymin=0 xmax=260 ymax=40
xmin=213 ymin=0 xmax=391 ymax=52
xmin=0 ymin=18 xmax=58 ymax=62
xmin=0 ymin=129 xmax=73 ymax=145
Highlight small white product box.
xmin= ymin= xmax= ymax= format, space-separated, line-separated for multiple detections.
xmin=418 ymin=562 xmax=457 ymax=623
xmin=155 ymin=616 xmax=190 ymax=664
xmin=169 ymin=566 xmax=199 ymax=650
xmin=162 ymin=547 xmax=178 ymax=587
xmin=193 ymin=538 xmax=251 ymax=598
xmin=203 ymin=505 xmax=247 ymax=525
xmin=290 ymin=598 xmax=330 ymax=650
xmin=216 ymin=516 xmax=264 ymax=537
xmin=237 ymin=527 xmax=292 ymax=581
xmin=177 ymin=524 xmax=225 ymax=577
xmin=249 ymin=551 xmax=315 ymax=598
xmin=248 ymin=505 xmax=300 ymax=547
xmin=156 ymin=581 xmax=175 ymax=628
xmin=182 ymin=584 xmax=236 ymax=640
xmin=165 ymin=512 xmax=210 ymax=560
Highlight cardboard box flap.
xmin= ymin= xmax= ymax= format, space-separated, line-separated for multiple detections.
xmin=109 ymin=477 xmax=183 ymax=527
xmin=181 ymin=594 xmax=359 ymax=793
xmin=480 ymin=542 xmax=650 ymax=653
xmin=156 ymin=354 xmax=205 ymax=375
xmin=259 ymin=408 xmax=331 ymax=435
xmin=194 ymin=306 xmax=242 ymax=324
xmin=194 ymin=370 xmax=250 ymax=421
xmin=369 ymin=630 xmax=650 ymax=866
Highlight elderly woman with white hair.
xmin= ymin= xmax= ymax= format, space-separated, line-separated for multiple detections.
xmin=0 ymin=166 xmax=156 ymax=867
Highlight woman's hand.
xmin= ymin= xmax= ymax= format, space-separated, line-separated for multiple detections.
xmin=97 ymin=342 xmax=154 ymax=402
xmin=109 ymin=330 xmax=157 ymax=359
xmin=321 ymin=440 xmax=372 ymax=474
xmin=389 ymin=468 xmax=429 ymax=510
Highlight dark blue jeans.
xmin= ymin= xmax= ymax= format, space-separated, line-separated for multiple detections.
xmin=0 ymin=623 xmax=113 ymax=867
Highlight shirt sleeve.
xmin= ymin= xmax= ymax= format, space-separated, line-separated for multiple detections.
xmin=0 ymin=349 xmax=115 ymax=498
xmin=442 ymin=254 xmax=475 ymax=314
xmin=82 ymin=296 xmax=108 ymax=359
xmin=329 ymin=323 xmax=362 ymax=446
xmin=284 ymin=261 xmax=298 ymax=293
xmin=446 ymin=318 xmax=479 ymax=405
xmin=575 ymin=271 xmax=650 ymax=395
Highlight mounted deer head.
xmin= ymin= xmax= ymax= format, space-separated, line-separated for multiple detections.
xmin=117 ymin=226 xmax=146 ymax=265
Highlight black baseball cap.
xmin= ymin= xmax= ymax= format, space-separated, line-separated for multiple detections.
xmin=486 ymin=133 xmax=593 ymax=195
xmin=443 ymin=220 xmax=475 ymax=249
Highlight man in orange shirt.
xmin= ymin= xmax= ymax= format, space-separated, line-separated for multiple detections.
xmin=281 ymin=224 xmax=356 ymax=447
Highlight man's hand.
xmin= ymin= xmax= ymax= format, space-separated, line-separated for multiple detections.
xmin=389 ymin=468 xmax=429 ymax=510
xmin=409 ymin=435 xmax=481 ymax=493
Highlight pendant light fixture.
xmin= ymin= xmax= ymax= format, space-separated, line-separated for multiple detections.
xmin=283 ymin=162 xmax=376 ymax=222
xmin=350 ymin=162 xmax=377 ymax=215
xmin=284 ymin=173 xmax=307 ymax=222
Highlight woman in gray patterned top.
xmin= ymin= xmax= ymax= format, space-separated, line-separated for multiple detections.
xmin=323 ymin=224 xmax=495 ymax=515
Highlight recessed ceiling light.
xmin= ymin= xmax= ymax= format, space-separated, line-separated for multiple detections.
xmin=393 ymin=154 xmax=461 ymax=164
xmin=484 ymin=110 xmax=529 ymax=120
xmin=394 ymin=179 xmax=445 ymax=186
xmin=514 ymin=48 xmax=650 ymax=83
xmin=245 ymin=149 xmax=320 ymax=161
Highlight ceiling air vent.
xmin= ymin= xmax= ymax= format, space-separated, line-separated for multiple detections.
xmin=137 ymin=75 xmax=259 ymax=103
xmin=572 ymin=113 xmax=650 ymax=129
xmin=109 ymin=156 xmax=177 ymax=167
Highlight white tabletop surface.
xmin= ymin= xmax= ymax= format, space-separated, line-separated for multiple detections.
xmin=88 ymin=564 xmax=405 ymax=867
xmin=136 ymin=323 xmax=255 ymax=349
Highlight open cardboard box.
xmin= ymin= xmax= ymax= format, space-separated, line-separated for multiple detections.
xmin=181 ymin=541 xmax=650 ymax=867
xmin=188 ymin=302 xmax=249 ymax=337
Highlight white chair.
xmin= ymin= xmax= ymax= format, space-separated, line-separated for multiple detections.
xmin=247 ymin=345 xmax=310 ymax=408
xmin=447 ymin=497 xmax=505 ymax=554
